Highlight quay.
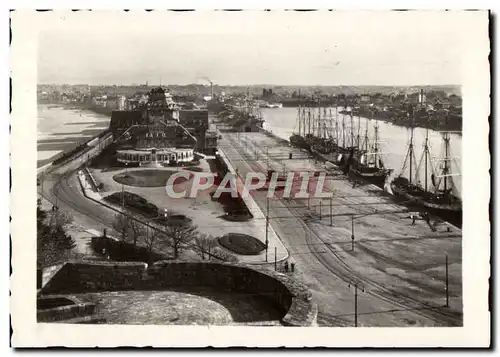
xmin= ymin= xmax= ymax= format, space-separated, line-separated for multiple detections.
xmin=218 ymin=130 xmax=463 ymax=327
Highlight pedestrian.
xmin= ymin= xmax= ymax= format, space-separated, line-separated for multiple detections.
xmin=411 ymin=214 xmax=416 ymax=225
xmin=284 ymin=261 xmax=289 ymax=272
xmin=291 ymin=262 xmax=295 ymax=273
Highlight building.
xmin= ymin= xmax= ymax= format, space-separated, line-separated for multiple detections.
xmin=110 ymin=87 xmax=199 ymax=166
xmin=117 ymin=95 xmax=127 ymax=111
xmin=106 ymin=96 xmax=119 ymax=110
xmin=360 ymin=94 xmax=370 ymax=103
xmin=179 ymin=110 xmax=217 ymax=154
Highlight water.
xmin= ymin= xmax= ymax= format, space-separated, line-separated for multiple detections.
xmin=261 ymin=107 xmax=462 ymax=198
xmin=37 ymin=104 xmax=110 ymax=167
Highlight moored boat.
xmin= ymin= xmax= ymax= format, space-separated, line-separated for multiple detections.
xmin=348 ymin=107 xmax=393 ymax=187
xmin=390 ymin=91 xmax=462 ymax=225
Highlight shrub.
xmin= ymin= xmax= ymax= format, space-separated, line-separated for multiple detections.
xmin=217 ymin=233 xmax=266 ymax=256
xmin=212 ymin=247 xmax=239 ymax=263
xmin=104 ymin=191 xmax=159 ymax=218
xmin=90 ymin=236 xmax=167 ymax=263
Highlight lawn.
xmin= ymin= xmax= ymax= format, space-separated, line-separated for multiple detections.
xmin=113 ymin=169 xmax=186 ymax=187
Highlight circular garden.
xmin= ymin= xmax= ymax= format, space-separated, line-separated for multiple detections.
xmin=113 ymin=169 xmax=190 ymax=188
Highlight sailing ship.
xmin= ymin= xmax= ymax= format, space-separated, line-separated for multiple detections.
xmin=289 ymin=105 xmax=313 ymax=151
xmin=348 ymin=108 xmax=393 ymax=187
xmin=390 ymin=94 xmax=462 ymax=225
xmin=309 ymin=99 xmax=357 ymax=167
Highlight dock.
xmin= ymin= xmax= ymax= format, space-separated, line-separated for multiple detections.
xmin=218 ymin=130 xmax=463 ymax=327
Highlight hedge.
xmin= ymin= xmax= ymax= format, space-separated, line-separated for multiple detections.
xmin=91 ymin=236 xmax=168 ymax=263
xmin=104 ymin=191 xmax=159 ymax=218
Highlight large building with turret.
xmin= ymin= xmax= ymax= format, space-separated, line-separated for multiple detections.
xmin=109 ymin=87 xmax=217 ymax=166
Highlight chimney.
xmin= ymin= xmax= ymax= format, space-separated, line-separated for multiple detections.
xmin=210 ymin=83 xmax=213 ymax=98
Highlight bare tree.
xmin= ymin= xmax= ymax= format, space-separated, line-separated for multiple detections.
xmin=128 ymin=219 xmax=146 ymax=248
xmin=112 ymin=213 xmax=131 ymax=243
xmin=162 ymin=222 xmax=198 ymax=259
xmin=193 ymin=233 xmax=217 ymax=260
xmin=143 ymin=227 xmax=167 ymax=262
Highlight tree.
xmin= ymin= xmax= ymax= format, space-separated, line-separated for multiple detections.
xmin=113 ymin=213 xmax=131 ymax=243
xmin=142 ymin=227 xmax=165 ymax=263
xmin=37 ymin=200 xmax=76 ymax=268
xmin=37 ymin=199 xmax=47 ymax=231
xmin=162 ymin=222 xmax=198 ymax=259
xmin=128 ymin=219 xmax=146 ymax=248
xmin=47 ymin=209 xmax=73 ymax=233
xmin=193 ymin=233 xmax=217 ymax=260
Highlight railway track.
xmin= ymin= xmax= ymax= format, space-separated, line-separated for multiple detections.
xmin=285 ymin=203 xmax=462 ymax=326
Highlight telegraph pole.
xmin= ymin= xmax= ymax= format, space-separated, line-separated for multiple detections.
xmin=354 ymin=284 xmax=358 ymax=327
xmin=445 ymin=255 xmax=449 ymax=307
xmin=351 ymin=215 xmax=355 ymax=251
xmin=349 ymin=283 xmax=362 ymax=327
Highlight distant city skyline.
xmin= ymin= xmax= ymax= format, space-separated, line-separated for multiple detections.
xmin=37 ymin=10 xmax=486 ymax=86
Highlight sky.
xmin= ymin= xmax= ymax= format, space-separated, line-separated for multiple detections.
xmin=35 ymin=10 xmax=488 ymax=86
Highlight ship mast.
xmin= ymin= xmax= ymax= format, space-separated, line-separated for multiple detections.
xmin=349 ymin=109 xmax=354 ymax=148
xmin=317 ymin=101 xmax=321 ymax=138
xmin=335 ymin=106 xmax=339 ymax=146
xmin=308 ymin=107 xmax=312 ymax=136
xmin=342 ymin=99 xmax=347 ymax=148
xmin=357 ymin=101 xmax=361 ymax=150
xmin=335 ymin=100 xmax=340 ymax=146
xmin=297 ymin=106 xmax=302 ymax=137
xmin=329 ymin=106 xmax=334 ymax=140
xmin=409 ymin=107 xmax=415 ymax=185
xmin=364 ymin=109 xmax=370 ymax=153
xmin=443 ymin=111 xmax=450 ymax=192
xmin=424 ymin=126 xmax=429 ymax=191
xmin=374 ymin=117 xmax=380 ymax=168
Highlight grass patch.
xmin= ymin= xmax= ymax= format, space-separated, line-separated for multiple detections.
xmin=217 ymin=233 xmax=266 ymax=255
xmin=113 ymin=169 xmax=180 ymax=187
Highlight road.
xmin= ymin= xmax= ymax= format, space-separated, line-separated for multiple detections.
xmin=39 ymin=139 xmax=118 ymax=238
xmin=218 ymin=131 xmax=463 ymax=327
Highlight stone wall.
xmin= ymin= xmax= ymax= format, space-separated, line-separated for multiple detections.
xmin=41 ymin=261 xmax=147 ymax=294
xmin=40 ymin=260 xmax=317 ymax=326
